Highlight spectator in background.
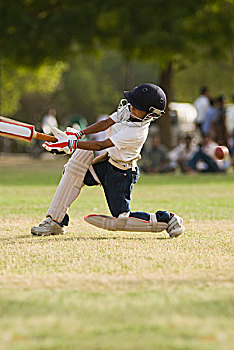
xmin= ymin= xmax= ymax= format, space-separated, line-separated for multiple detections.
xmin=186 ymin=133 xmax=227 ymax=173
xmin=202 ymin=98 xmax=217 ymax=137
xmin=226 ymin=96 xmax=234 ymax=167
xmin=169 ymin=135 xmax=198 ymax=172
xmin=226 ymin=96 xmax=234 ymax=137
xmin=42 ymin=109 xmax=58 ymax=135
xmin=194 ymin=87 xmax=210 ymax=135
xmin=140 ymin=134 xmax=170 ymax=173
xmin=229 ymin=131 xmax=234 ymax=169
xmin=214 ymin=95 xmax=228 ymax=146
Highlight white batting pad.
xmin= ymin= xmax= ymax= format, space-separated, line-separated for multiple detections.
xmin=84 ymin=213 xmax=168 ymax=232
xmin=47 ymin=149 xmax=94 ymax=222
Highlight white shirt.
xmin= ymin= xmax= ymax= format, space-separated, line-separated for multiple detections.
xmin=42 ymin=115 xmax=58 ymax=134
xmin=107 ymin=106 xmax=149 ymax=162
xmin=226 ymin=104 xmax=234 ymax=134
xmin=169 ymin=143 xmax=198 ymax=162
xmin=194 ymin=96 xmax=210 ymax=124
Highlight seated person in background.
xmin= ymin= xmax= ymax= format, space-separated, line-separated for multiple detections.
xmin=140 ymin=133 xmax=170 ymax=173
xmin=186 ymin=133 xmax=228 ymax=173
xmin=169 ymin=135 xmax=198 ymax=172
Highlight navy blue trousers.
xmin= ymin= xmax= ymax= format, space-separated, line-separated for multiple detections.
xmin=83 ymin=159 xmax=170 ymax=223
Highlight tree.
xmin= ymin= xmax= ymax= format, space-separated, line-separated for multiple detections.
xmin=53 ymin=51 xmax=160 ymax=121
xmin=174 ymin=57 xmax=234 ymax=102
xmin=0 ymin=0 xmax=100 ymax=65
xmin=0 ymin=60 xmax=67 ymax=116
xmin=15 ymin=50 xmax=160 ymax=125
xmin=94 ymin=0 xmax=234 ymax=145
xmin=1 ymin=0 xmax=233 ymax=145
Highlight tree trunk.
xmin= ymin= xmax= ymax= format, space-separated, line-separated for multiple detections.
xmin=157 ymin=62 xmax=173 ymax=148
xmin=0 ymin=60 xmax=2 ymax=114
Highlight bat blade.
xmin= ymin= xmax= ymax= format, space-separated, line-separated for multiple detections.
xmin=0 ymin=116 xmax=34 ymax=142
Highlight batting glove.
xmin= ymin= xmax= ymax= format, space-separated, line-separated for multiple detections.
xmin=65 ymin=127 xmax=85 ymax=152
xmin=43 ymin=127 xmax=80 ymax=155
xmin=65 ymin=127 xmax=85 ymax=140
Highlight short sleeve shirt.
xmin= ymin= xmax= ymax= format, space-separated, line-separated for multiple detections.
xmin=194 ymin=96 xmax=210 ymax=123
xmin=106 ymin=107 xmax=149 ymax=162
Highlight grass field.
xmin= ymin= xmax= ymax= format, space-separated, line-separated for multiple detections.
xmin=0 ymin=156 xmax=233 ymax=350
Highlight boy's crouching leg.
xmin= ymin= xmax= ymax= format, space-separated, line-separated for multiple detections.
xmin=84 ymin=212 xmax=168 ymax=233
xmin=46 ymin=149 xmax=94 ymax=223
xmin=31 ymin=217 xmax=66 ymax=236
xmin=31 ymin=149 xmax=93 ymax=236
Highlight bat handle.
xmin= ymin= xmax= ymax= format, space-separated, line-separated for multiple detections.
xmin=34 ymin=132 xmax=57 ymax=142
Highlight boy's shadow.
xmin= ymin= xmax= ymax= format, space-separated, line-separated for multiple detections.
xmin=0 ymin=234 xmax=169 ymax=244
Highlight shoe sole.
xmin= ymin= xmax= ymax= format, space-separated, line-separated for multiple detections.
xmin=31 ymin=228 xmax=65 ymax=236
xmin=31 ymin=231 xmax=50 ymax=236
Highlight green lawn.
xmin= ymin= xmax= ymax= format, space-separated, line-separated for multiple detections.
xmin=0 ymin=156 xmax=233 ymax=350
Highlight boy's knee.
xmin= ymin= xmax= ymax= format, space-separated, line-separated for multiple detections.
xmin=84 ymin=170 xmax=99 ymax=186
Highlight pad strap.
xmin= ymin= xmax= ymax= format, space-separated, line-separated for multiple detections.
xmin=150 ymin=213 xmax=158 ymax=231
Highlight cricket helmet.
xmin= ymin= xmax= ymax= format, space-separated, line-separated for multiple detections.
xmin=124 ymin=83 xmax=166 ymax=119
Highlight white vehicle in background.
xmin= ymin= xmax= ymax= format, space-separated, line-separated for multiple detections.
xmin=169 ymin=102 xmax=197 ymax=132
xmin=169 ymin=102 xmax=197 ymax=147
xmin=148 ymin=102 xmax=197 ymax=148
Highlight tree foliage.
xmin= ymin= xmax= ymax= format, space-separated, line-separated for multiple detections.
xmin=174 ymin=56 xmax=234 ymax=102
xmin=15 ymin=51 xmax=160 ymax=124
xmin=1 ymin=61 xmax=67 ymax=115
xmin=1 ymin=0 xmax=233 ymax=67
xmin=1 ymin=0 xmax=233 ymax=145
xmin=54 ymin=51 xmax=160 ymax=119
xmin=0 ymin=0 xmax=100 ymax=65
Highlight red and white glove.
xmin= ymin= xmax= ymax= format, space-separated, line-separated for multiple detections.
xmin=65 ymin=127 xmax=85 ymax=150
xmin=65 ymin=127 xmax=85 ymax=140
xmin=43 ymin=127 xmax=84 ymax=155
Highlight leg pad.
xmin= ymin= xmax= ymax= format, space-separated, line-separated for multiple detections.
xmin=84 ymin=213 xmax=168 ymax=232
xmin=47 ymin=149 xmax=94 ymax=222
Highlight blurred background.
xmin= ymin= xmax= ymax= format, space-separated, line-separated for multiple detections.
xmin=0 ymin=0 xmax=233 ymax=169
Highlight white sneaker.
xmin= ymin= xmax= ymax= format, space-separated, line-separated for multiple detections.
xmin=31 ymin=217 xmax=65 ymax=236
xmin=166 ymin=214 xmax=185 ymax=238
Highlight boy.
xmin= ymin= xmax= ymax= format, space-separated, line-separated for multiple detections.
xmin=31 ymin=83 xmax=185 ymax=238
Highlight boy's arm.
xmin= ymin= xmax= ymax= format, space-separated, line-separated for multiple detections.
xmin=75 ymin=138 xmax=114 ymax=151
xmin=43 ymin=136 xmax=114 ymax=154
xmin=82 ymin=117 xmax=115 ymax=136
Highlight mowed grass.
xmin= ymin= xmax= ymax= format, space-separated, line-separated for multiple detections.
xmin=0 ymin=156 xmax=233 ymax=350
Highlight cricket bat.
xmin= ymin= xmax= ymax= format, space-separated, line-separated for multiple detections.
xmin=0 ymin=116 xmax=57 ymax=142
